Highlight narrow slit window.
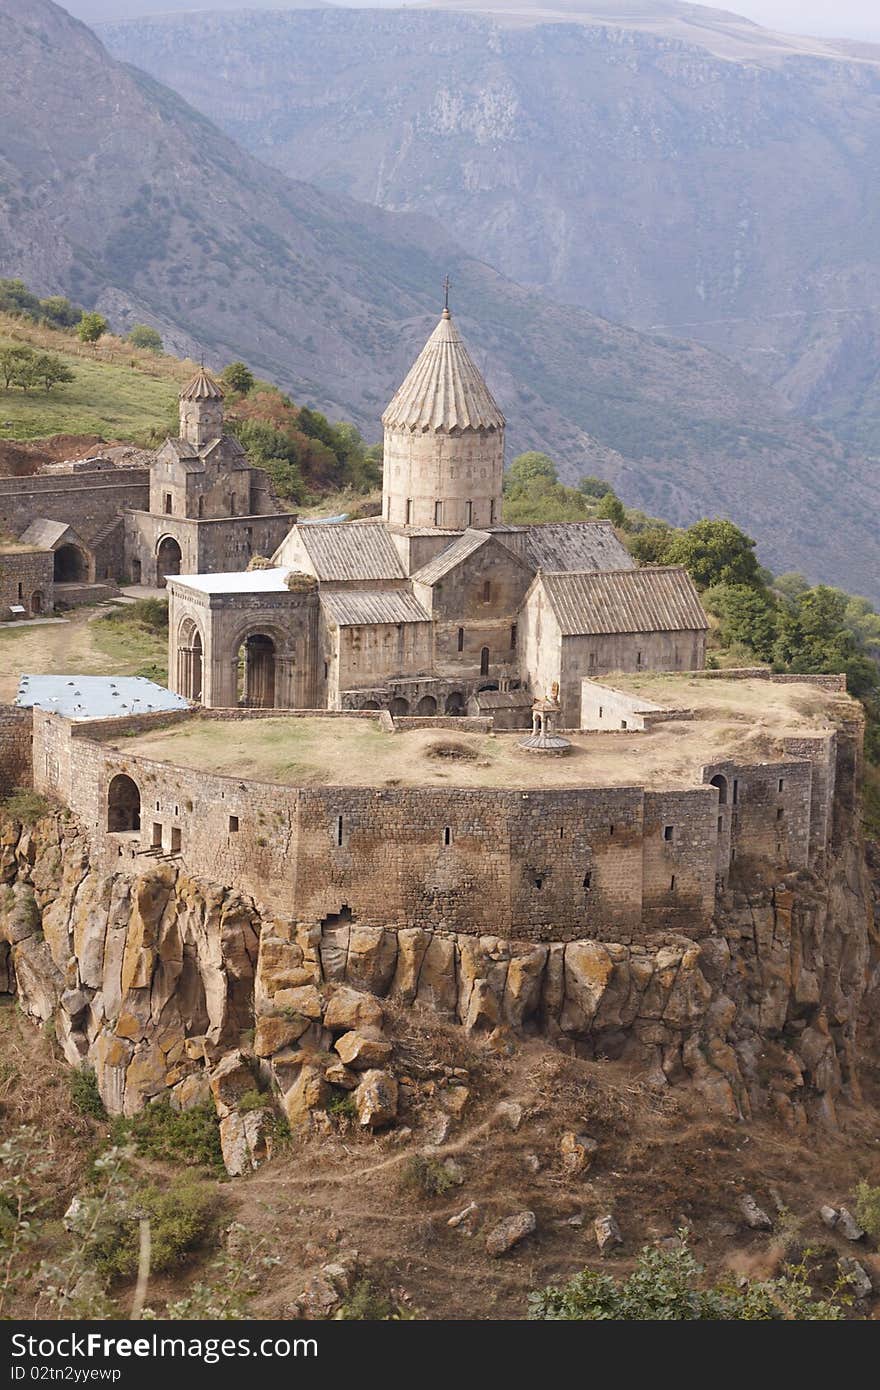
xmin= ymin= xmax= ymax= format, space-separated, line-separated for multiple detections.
xmin=583 ymin=871 xmax=592 ymax=891
xmin=664 ymin=825 xmax=674 ymax=842
xmin=336 ymin=815 xmax=344 ymax=847
xmin=669 ymin=874 xmax=676 ymax=891
xmin=482 ymin=579 xmax=491 ymax=603
xmin=457 ymin=627 xmax=464 ymax=653
xmin=733 ymin=779 xmax=739 ymax=805
xmin=444 ymin=826 xmax=452 ymax=847
xmin=510 ymin=623 xmax=517 ymax=650
xmin=776 ymin=807 xmax=784 ymax=821
xmin=778 ymin=778 xmax=785 ymax=792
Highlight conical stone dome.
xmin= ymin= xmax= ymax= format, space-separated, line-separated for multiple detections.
xmin=381 ymin=308 xmax=505 ymax=532
xmin=382 ymin=310 xmax=504 ymax=434
xmin=179 ymin=368 xmax=224 ymax=402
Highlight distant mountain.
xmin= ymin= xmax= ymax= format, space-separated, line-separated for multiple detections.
xmin=2 ymin=0 xmax=878 ymax=598
xmin=99 ymin=3 xmax=880 ymax=461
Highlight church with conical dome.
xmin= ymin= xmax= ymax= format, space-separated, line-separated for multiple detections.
xmin=166 ymin=306 xmax=707 ymax=724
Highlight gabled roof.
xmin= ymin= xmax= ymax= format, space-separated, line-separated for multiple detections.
xmin=524 ymin=522 xmax=636 ymax=574
xmin=179 ymin=368 xmax=224 ymax=401
xmin=411 ymin=528 xmax=532 ymax=587
xmin=538 ymin=567 xmax=708 ymax=636
xmin=382 ymin=309 xmax=505 ymax=434
xmin=289 ymin=520 xmax=405 ymax=582
xmin=320 ymin=589 xmax=431 ymax=628
xmin=18 ymin=519 xmax=81 ymax=551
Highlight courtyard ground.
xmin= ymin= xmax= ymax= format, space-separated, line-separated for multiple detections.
xmin=0 ymin=602 xmax=167 ymax=702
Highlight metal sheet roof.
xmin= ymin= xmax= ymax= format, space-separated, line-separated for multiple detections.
xmin=16 ymin=675 xmax=190 ymax=721
xmin=540 ymin=567 xmax=708 ymax=636
xmin=296 ymin=520 xmax=405 ymax=582
xmin=170 ymin=567 xmax=294 ymax=594
xmin=524 ymin=522 xmax=636 ymax=574
xmin=320 ymin=589 xmax=431 ymax=628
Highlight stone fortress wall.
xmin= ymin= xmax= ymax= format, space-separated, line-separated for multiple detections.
xmin=3 ymin=670 xmax=859 ymax=948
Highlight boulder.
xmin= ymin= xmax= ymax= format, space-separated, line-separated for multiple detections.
xmin=502 ymin=946 xmax=548 ymax=1029
xmin=325 ymin=1060 xmax=359 ymax=1090
xmin=739 ymin=1194 xmax=773 ymax=1231
xmin=344 ymin=925 xmax=398 ymax=995
xmin=560 ymin=1131 xmax=599 ymax=1178
xmin=323 ymin=986 xmax=383 ymax=1034
xmin=283 ymin=1065 xmax=330 ymax=1128
xmin=273 ymin=984 xmax=322 ymax=1020
xmin=819 ymin=1205 xmax=839 ymax=1229
xmin=840 ymin=1258 xmax=872 ymax=1299
xmin=448 ymin=1201 xmax=480 ymax=1232
xmin=390 ymin=928 xmax=430 ymax=1004
xmin=441 ymin=1085 xmax=470 ymax=1118
xmin=594 ymin=1213 xmax=623 ymax=1255
xmin=334 ymin=1028 xmax=392 ymax=1069
xmin=209 ymin=1049 xmax=255 ymax=1118
xmin=486 ymin=1210 xmax=536 ymax=1257
xmin=495 ymin=1100 xmax=523 ymax=1132
xmin=354 ymin=1069 xmax=398 ymax=1128
xmin=560 ymin=941 xmax=615 ymax=1034
xmin=836 ymin=1207 xmax=865 ymax=1242
xmin=254 ymin=1013 xmax=311 ymax=1057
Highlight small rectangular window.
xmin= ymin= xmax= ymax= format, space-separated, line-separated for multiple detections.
xmin=664 ymin=825 xmax=674 ymax=842
xmin=583 ymin=871 xmax=592 ymax=891
xmin=434 ymin=500 xmax=442 ymax=526
xmin=636 ymin=651 xmax=643 ymax=668
xmin=228 ymin=815 xmax=239 ymax=833
xmin=457 ymin=627 xmax=464 ymax=653
xmin=465 ymin=501 xmax=473 ymax=526
xmin=609 ymin=824 xmax=615 ymax=836
xmin=778 ymin=778 xmax=785 ymax=792
xmin=670 ymin=874 xmax=676 ymax=891
xmin=733 ymin=779 xmax=739 ymax=805
xmin=405 ymin=499 xmax=413 ymax=525
xmin=164 ymin=493 xmax=172 ymax=515
xmin=717 ymin=816 xmax=723 ymax=833
xmin=776 ymin=807 xmax=784 ymax=822
xmin=598 ymin=706 xmax=603 ymax=719
xmin=621 ymin=720 xmax=628 ymax=730
xmin=482 ymin=580 xmax=491 ymax=603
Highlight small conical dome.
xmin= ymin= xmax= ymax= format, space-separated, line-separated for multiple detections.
xmin=382 ymin=310 xmax=505 ymax=433
xmin=179 ymin=367 xmax=224 ymax=402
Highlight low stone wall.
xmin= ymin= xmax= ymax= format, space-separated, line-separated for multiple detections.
xmin=0 ymin=705 xmax=32 ymax=795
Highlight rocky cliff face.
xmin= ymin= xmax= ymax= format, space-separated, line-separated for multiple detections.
xmin=1 ymin=802 xmax=876 ymax=1173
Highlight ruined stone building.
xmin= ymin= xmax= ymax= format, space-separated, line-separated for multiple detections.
xmin=0 ymin=370 xmax=291 ymax=615
xmin=168 ymin=309 xmax=707 ymax=721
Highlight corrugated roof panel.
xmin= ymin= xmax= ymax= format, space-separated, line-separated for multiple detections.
xmin=298 ymin=521 xmax=405 ymax=581
xmin=524 ymin=522 xmax=636 ymax=574
xmin=410 ymin=529 xmax=492 ymax=586
xmin=540 ymin=567 xmax=708 ymax=636
xmin=320 ymin=589 xmax=431 ymax=627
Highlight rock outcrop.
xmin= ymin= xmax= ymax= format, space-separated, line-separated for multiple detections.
xmin=1 ymin=804 xmax=876 ymax=1174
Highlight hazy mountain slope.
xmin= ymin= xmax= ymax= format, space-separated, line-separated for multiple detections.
xmin=99 ymin=5 xmax=880 ymax=456
xmin=1 ymin=0 xmax=877 ymax=596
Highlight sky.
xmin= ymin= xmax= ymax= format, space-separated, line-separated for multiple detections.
xmin=62 ymin=1 xmax=880 ymax=44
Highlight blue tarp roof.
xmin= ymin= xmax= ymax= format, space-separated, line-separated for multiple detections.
xmin=15 ymin=675 xmax=190 ymax=721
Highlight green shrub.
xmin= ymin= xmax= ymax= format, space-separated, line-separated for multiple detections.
xmin=112 ymin=1099 xmax=223 ymax=1171
xmin=326 ymin=1090 xmax=357 ymax=1119
xmin=529 ymin=1241 xmax=847 ymax=1320
xmin=127 ymin=325 xmax=163 ymax=352
xmin=398 ymin=1154 xmax=459 ymax=1198
xmin=1 ymin=788 xmax=53 ymax=825
xmin=96 ymin=598 xmax=168 ymax=634
xmin=69 ymin=1068 xmax=105 ymax=1120
xmin=91 ymin=1180 xmax=216 ymax=1281
xmin=854 ymin=1181 xmax=880 ymax=1241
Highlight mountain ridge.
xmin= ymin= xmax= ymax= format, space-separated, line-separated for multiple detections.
xmin=2 ymin=0 xmax=878 ymax=598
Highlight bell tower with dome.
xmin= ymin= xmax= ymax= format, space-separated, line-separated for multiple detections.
xmin=381 ymin=300 xmax=506 ymax=532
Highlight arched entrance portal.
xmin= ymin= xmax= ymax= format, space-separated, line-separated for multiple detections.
xmin=238 ymin=633 xmax=276 ymax=708
xmin=416 ymin=695 xmax=438 ymax=716
xmin=177 ymin=619 xmax=203 ymax=702
xmin=156 ymin=536 xmax=182 ymax=587
xmin=444 ymin=692 xmax=465 ymax=716
xmin=107 ymin=774 xmax=141 ymax=832
xmin=710 ymin=774 xmax=729 ymax=804
xmin=54 ymin=544 xmax=87 ymax=584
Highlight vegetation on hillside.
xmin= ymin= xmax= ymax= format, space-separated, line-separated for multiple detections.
xmin=529 ymin=1241 xmax=850 ymax=1320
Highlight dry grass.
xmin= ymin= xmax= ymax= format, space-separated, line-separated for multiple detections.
xmin=121 ymin=677 xmax=848 ymax=792
xmin=0 ymin=604 xmax=167 ymax=702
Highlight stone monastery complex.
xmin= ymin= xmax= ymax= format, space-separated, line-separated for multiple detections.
xmin=0 ymin=304 xmax=868 ymax=1141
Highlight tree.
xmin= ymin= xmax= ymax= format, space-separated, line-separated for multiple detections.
xmin=30 ymin=352 xmax=75 ymax=394
xmin=0 ymin=345 xmax=35 ymax=390
xmin=628 ymin=526 xmax=675 ymax=566
xmin=702 ymin=583 xmax=778 ymax=662
xmin=127 ymin=324 xmax=163 ymax=352
xmin=221 ymin=361 xmax=255 ymax=394
xmin=664 ymin=519 xmax=761 ymax=590
xmin=0 ymin=278 xmax=41 ymax=319
xmin=77 ymin=312 xmax=107 ymax=343
xmin=39 ymin=296 xmax=82 ymax=329
xmin=577 ymin=475 xmax=613 ymax=498
xmin=504 ymin=451 xmax=558 ymax=492
xmin=596 ymin=491 xmax=626 ymax=526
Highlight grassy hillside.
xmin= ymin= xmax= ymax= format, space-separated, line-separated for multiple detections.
xmin=0 ymin=314 xmax=190 ymax=444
